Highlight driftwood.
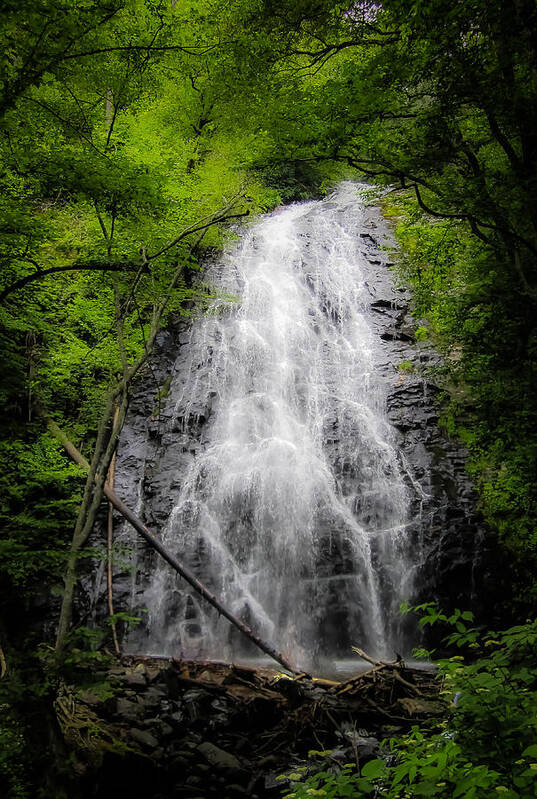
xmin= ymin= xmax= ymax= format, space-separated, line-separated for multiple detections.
xmin=351 ymin=646 xmax=423 ymax=692
xmin=46 ymin=417 xmax=299 ymax=674
xmin=121 ymin=652 xmax=444 ymax=728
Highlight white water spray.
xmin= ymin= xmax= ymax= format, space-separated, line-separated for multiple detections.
xmin=128 ymin=184 xmax=415 ymax=673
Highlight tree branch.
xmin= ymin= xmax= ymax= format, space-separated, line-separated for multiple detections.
xmin=58 ymin=42 xmax=224 ymax=62
xmin=484 ymin=109 xmax=524 ymax=176
xmin=21 ymin=97 xmax=111 ymax=161
xmin=148 ymin=208 xmax=249 ymax=261
xmin=0 ymin=262 xmax=141 ymax=303
xmin=339 ymin=154 xmax=537 ymax=257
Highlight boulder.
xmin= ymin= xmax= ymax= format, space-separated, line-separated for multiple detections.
xmin=129 ymin=728 xmax=159 ymax=749
xmin=197 ymin=741 xmax=241 ymax=771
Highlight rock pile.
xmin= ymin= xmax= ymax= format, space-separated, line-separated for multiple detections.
xmin=57 ymin=654 xmax=443 ymax=799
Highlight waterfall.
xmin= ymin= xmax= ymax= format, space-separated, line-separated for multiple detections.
xmin=124 ymin=183 xmax=419 ymax=674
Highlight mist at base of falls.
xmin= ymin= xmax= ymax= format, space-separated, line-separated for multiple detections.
xmin=123 ymin=183 xmax=422 ymax=674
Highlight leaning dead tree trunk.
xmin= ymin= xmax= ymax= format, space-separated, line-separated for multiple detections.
xmin=53 ymin=390 xmax=126 ymax=652
xmin=107 ymin=405 xmax=121 ymax=655
xmin=49 ymin=201 xmax=249 ymax=653
xmin=46 ymin=417 xmax=299 ymax=675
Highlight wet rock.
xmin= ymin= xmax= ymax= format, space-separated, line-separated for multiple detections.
xmin=171 ymin=755 xmax=190 ymax=768
xmin=88 ymin=192 xmax=492 ymax=661
xmin=371 ymin=298 xmax=406 ymax=311
xmin=116 ymin=697 xmax=143 ymax=722
xmin=344 ymin=733 xmax=379 ymax=758
xmin=125 ymin=669 xmax=147 ymax=687
xmin=55 ymin=653 xmax=446 ymax=799
xmin=78 ymin=690 xmax=105 ymax=707
xmin=398 ymin=697 xmax=446 ymax=716
xmin=142 ymin=686 xmax=167 ymax=708
xmin=183 ymin=734 xmax=203 ymax=748
xmin=159 ymin=721 xmax=174 ymax=737
xmin=145 ymin=666 xmax=164 ymax=683
xmin=130 ymin=728 xmax=159 ymax=749
xmin=380 ymin=330 xmax=414 ymax=342
xmin=197 ymin=742 xmax=241 ymax=771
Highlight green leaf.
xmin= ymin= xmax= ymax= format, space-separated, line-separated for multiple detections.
xmin=360 ymin=759 xmax=386 ymax=779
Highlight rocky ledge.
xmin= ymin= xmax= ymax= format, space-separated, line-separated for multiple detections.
xmin=55 ymin=655 xmax=443 ymax=799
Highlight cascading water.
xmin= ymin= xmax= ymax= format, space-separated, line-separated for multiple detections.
xmin=121 ymin=183 xmax=420 ymax=674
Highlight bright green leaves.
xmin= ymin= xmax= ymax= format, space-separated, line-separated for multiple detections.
xmin=280 ymin=615 xmax=537 ymax=798
xmin=0 ymin=434 xmax=85 ymax=591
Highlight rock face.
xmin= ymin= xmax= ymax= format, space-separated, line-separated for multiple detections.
xmin=361 ymin=208 xmax=492 ymax=619
xmin=86 ymin=188 xmax=491 ymax=663
xmin=357 ymin=210 xmax=490 ymax=613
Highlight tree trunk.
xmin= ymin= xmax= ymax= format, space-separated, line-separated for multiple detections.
xmin=45 ymin=198 xmax=248 ymax=653
xmin=107 ymin=406 xmax=121 ymax=654
xmin=49 ymin=388 xmax=129 ymax=652
xmin=46 ymin=417 xmax=299 ymax=674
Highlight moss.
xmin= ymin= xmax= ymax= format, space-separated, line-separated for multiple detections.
xmin=55 ymin=682 xmax=142 ymax=767
xmin=397 ymin=360 xmax=414 ymax=372
xmin=151 ymin=375 xmax=172 ymax=418
xmin=415 ymin=325 xmax=428 ymax=341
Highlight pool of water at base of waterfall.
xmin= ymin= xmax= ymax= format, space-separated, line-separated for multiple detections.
xmin=136 ymin=653 xmax=436 ymax=681
xmin=230 ymin=656 xmax=435 ymax=680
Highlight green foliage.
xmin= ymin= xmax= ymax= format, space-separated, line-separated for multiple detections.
xmin=62 ymin=613 xmax=143 ymax=668
xmin=414 ymin=327 xmax=428 ymax=342
xmin=281 ymin=760 xmax=385 ymax=797
xmin=0 ymin=4 xmax=313 ymax=789
xmin=282 ymin=610 xmax=537 ymax=799
xmin=2 ymin=0 xmax=537 ymax=792
xmin=0 ymin=0 xmax=297 ymax=653
xmin=384 ymin=191 xmax=537 ymax=610
xmin=0 ymin=712 xmax=29 ymax=799
xmin=397 ymin=360 xmax=414 ymax=373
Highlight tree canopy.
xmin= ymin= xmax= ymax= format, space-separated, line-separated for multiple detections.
xmin=2 ymin=1 xmax=537 ymax=795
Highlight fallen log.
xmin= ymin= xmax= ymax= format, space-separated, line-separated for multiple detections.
xmin=122 ymin=653 xmax=444 ymax=726
xmin=350 ymin=646 xmax=426 ymax=693
xmin=45 ymin=416 xmax=299 ymax=675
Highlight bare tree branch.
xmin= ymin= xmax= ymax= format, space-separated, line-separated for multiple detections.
xmin=148 ymin=208 xmax=249 ymax=261
xmin=0 ymin=262 xmax=141 ymax=303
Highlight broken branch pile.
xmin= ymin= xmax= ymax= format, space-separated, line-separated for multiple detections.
xmin=57 ymin=653 xmax=446 ymax=798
